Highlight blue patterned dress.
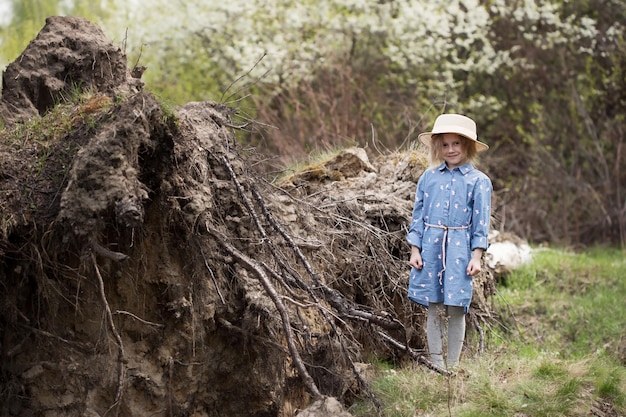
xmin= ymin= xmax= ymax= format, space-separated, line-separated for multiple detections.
xmin=406 ymin=162 xmax=492 ymax=313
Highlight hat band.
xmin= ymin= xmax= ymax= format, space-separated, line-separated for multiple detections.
xmin=432 ymin=125 xmax=477 ymax=140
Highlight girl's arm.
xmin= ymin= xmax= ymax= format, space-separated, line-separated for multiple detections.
xmin=469 ymin=175 xmax=493 ymax=252
xmin=406 ymin=174 xmax=427 ymax=249
xmin=468 ymin=175 xmax=492 ymax=276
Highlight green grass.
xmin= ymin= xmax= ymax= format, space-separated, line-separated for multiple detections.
xmin=499 ymin=247 xmax=626 ymax=359
xmin=351 ymin=247 xmax=626 ymax=416
xmin=0 ymin=90 xmax=113 ymax=146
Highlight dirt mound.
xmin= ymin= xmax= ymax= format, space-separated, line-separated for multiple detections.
xmin=0 ymin=17 xmax=498 ymax=416
xmin=0 ymin=16 xmax=140 ymax=125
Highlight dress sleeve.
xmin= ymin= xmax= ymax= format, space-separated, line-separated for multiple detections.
xmin=470 ymin=174 xmax=492 ymax=251
xmin=406 ymin=174 xmax=426 ymax=249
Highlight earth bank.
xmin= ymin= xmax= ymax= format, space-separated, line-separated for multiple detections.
xmin=0 ymin=16 xmax=508 ymax=417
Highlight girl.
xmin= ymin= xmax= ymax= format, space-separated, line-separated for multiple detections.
xmin=407 ymin=114 xmax=492 ymax=370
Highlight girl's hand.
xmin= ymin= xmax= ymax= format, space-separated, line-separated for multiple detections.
xmin=409 ymin=246 xmax=423 ymax=269
xmin=466 ymin=258 xmax=482 ymax=276
xmin=466 ymin=249 xmax=484 ymax=276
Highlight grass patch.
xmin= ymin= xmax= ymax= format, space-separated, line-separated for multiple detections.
xmin=272 ymin=146 xmax=349 ymax=184
xmin=0 ymin=90 xmax=113 ymax=148
xmin=351 ymin=247 xmax=626 ymax=416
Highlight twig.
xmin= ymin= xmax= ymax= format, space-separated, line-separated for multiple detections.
xmin=378 ymin=331 xmax=453 ymax=376
xmin=261 ymin=261 xmax=309 ymax=301
xmin=113 ymin=310 xmax=164 ymax=328
xmin=92 ymin=252 xmax=126 ymax=415
xmin=132 ymin=42 xmax=145 ymax=73
xmin=220 ymin=51 xmax=269 ymax=104
xmin=344 ymin=309 xmax=403 ymax=331
xmin=471 ymin=314 xmax=485 ymax=354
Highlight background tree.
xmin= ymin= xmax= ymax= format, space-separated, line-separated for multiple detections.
xmin=479 ymin=0 xmax=626 ymax=246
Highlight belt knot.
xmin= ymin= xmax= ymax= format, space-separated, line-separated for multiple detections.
xmin=424 ymin=222 xmax=470 ymax=284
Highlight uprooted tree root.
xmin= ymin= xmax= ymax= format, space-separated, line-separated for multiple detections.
xmin=0 ymin=91 xmax=499 ymax=416
xmin=0 ymin=17 xmax=498 ymax=416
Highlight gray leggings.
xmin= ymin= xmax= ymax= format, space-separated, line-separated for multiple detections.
xmin=426 ymin=302 xmax=466 ymax=369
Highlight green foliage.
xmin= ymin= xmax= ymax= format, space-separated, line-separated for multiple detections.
xmin=154 ymin=95 xmax=180 ymax=128
xmin=594 ymin=360 xmax=624 ymax=403
xmin=501 ymin=248 xmax=626 ymax=358
xmin=476 ymin=1 xmax=626 ymax=247
xmin=353 ymin=353 xmax=624 ymax=416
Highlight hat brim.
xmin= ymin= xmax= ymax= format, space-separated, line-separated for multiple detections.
xmin=418 ymin=132 xmax=489 ymax=152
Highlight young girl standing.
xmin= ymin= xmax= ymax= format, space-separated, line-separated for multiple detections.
xmin=407 ymin=114 xmax=492 ymax=370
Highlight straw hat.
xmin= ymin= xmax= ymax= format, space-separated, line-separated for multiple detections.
xmin=418 ymin=114 xmax=489 ymax=152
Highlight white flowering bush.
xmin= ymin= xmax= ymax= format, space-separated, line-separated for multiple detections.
xmin=113 ymin=0 xmax=497 ymax=102
xmin=104 ymin=0 xmax=620 ymax=132
xmin=2 ymin=0 xmax=621 ymax=107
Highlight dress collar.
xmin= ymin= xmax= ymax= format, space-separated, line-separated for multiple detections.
xmin=437 ymin=162 xmax=474 ymax=174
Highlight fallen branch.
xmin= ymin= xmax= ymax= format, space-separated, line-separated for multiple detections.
xmin=344 ymin=309 xmax=403 ymax=330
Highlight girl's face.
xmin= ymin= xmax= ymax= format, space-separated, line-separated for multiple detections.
xmin=441 ymin=133 xmax=467 ymax=169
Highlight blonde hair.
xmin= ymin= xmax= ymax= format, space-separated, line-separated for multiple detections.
xmin=429 ymin=134 xmax=479 ymax=167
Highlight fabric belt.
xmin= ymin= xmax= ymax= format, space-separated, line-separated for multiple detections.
xmin=424 ymin=222 xmax=470 ymax=284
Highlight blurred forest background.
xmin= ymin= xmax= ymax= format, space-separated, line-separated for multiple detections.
xmin=1 ymin=0 xmax=625 ymax=248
